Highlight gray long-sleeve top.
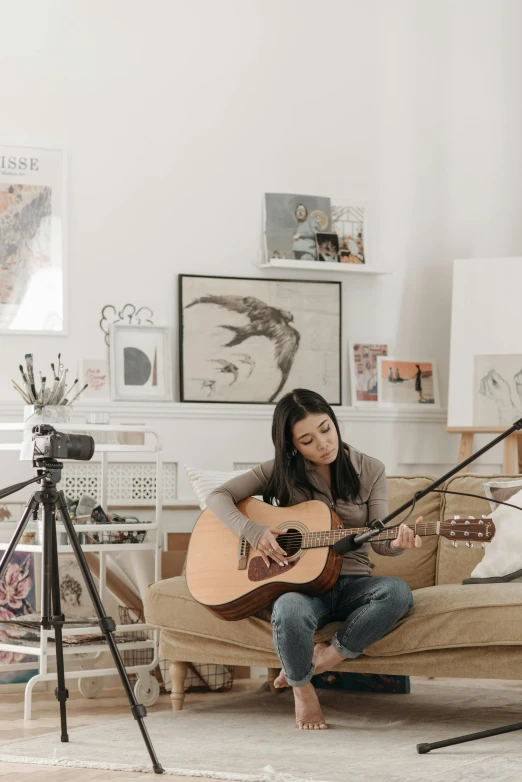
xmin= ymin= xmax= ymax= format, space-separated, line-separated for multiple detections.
xmin=205 ymin=446 xmax=404 ymax=576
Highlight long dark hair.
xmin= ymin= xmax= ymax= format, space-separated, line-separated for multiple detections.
xmin=263 ymin=389 xmax=360 ymax=507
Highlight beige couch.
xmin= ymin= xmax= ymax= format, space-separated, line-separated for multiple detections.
xmin=145 ymin=473 xmax=522 ymax=710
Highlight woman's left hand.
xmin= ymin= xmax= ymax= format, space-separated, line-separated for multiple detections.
xmin=391 ymin=519 xmax=423 ymax=549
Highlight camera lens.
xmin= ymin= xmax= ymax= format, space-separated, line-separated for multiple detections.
xmin=64 ymin=433 xmax=95 ymax=461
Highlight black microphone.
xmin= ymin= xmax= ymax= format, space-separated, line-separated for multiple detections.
xmin=332 ymin=535 xmax=363 ymax=554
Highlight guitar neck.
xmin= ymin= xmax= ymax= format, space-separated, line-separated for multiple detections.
xmin=302 ymin=521 xmax=436 ymax=549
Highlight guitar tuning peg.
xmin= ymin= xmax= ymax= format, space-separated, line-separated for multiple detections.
xmin=453 ymin=515 xmax=461 ymax=520
xmin=452 ymin=541 xmax=459 ymax=548
xmin=481 ymin=542 xmax=486 ymax=549
xmin=465 ymin=541 xmax=473 ymax=548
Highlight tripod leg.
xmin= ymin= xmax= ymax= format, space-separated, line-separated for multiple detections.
xmin=48 ymin=505 xmax=69 ymax=742
xmin=0 ymin=497 xmax=38 ymax=580
xmin=56 ymin=491 xmax=164 ymax=774
xmin=417 ymin=721 xmax=522 ymax=753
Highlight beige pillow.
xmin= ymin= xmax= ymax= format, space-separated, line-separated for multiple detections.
xmin=184 ymin=466 xmax=251 ymax=510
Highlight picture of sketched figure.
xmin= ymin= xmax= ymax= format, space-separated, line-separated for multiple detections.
xmin=185 ymin=294 xmax=299 ymax=403
xmin=474 ymin=355 xmax=522 ymax=426
xmin=180 ymin=275 xmax=341 ymax=404
xmin=264 ymin=193 xmax=331 ymax=261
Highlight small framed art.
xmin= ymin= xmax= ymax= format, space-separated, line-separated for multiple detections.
xmin=349 ymin=342 xmax=390 ymax=405
xmin=376 ymin=358 xmax=440 ymax=408
xmin=109 ymin=324 xmax=172 ymax=401
xmin=79 ymin=359 xmax=110 ymax=400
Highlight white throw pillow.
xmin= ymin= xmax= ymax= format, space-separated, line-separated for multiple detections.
xmin=484 ymin=478 xmax=522 ymax=512
xmin=184 ymin=465 xmax=253 ymax=510
xmin=468 ymin=486 xmax=522 ymax=581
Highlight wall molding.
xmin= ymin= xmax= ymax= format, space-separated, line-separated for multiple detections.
xmin=0 ymin=400 xmax=448 ymax=424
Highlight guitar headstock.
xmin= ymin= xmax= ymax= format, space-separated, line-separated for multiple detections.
xmin=440 ymin=515 xmax=495 ymax=547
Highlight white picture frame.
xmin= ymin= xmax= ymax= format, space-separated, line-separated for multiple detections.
xmin=109 ymin=324 xmax=172 ymax=401
xmin=349 ymin=341 xmax=391 ymax=406
xmin=0 ymin=144 xmax=67 ymax=333
xmin=376 ymin=357 xmax=441 ymax=408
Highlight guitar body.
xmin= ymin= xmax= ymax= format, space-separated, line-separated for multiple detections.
xmin=186 ymin=498 xmax=344 ymax=621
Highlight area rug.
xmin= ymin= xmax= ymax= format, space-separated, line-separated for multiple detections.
xmin=2 ymin=681 xmax=522 ymax=782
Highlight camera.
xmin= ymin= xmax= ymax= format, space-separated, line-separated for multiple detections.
xmin=20 ymin=424 xmax=95 ymax=462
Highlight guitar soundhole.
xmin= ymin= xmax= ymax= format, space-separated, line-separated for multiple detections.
xmin=277 ymin=528 xmax=302 ymax=557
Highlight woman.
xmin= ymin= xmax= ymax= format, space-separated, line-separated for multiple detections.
xmin=414 ymin=364 xmax=425 ymax=402
xmin=292 ymin=204 xmax=319 ymax=260
xmin=206 ymin=389 xmax=422 ymax=731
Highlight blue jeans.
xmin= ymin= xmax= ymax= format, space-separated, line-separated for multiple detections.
xmin=271 ymin=575 xmax=414 ymax=687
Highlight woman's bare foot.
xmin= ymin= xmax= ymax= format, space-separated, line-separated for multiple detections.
xmin=313 ymin=642 xmax=344 ymax=676
xmin=274 ymin=643 xmax=331 ymax=689
xmin=294 ymin=683 xmax=327 ymax=730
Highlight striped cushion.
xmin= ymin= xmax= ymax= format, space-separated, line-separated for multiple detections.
xmin=184 ymin=466 xmax=251 ymax=510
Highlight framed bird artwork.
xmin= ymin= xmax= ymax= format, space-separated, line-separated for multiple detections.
xmin=179 ymin=275 xmax=341 ymax=404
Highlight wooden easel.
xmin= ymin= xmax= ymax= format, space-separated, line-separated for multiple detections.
xmin=447 ymin=427 xmax=522 ymax=475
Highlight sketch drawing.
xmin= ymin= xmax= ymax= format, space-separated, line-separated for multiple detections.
xmin=474 ymin=355 xmax=522 ymax=426
xmin=180 ymin=275 xmax=341 ymax=404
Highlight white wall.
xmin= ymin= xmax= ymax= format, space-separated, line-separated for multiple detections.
xmin=1 ymin=0 xmax=522 ymax=483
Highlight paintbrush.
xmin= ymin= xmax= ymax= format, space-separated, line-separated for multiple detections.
xmin=11 ymin=379 xmax=31 ymax=404
xmin=25 ymin=354 xmax=37 ymax=401
xmin=60 ymin=379 xmax=78 ymax=405
xmin=39 ymin=377 xmax=46 ymax=405
xmin=19 ymin=364 xmax=35 ymax=402
xmin=66 ymin=383 xmax=89 ymax=406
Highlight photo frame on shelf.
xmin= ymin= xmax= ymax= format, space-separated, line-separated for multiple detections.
xmin=376 ymin=357 xmax=440 ymax=408
xmin=349 ymin=342 xmax=390 ymax=405
xmin=0 ymin=144 xmax=66 ymax=334
xmin=179 ymin=274 xmax=341 ymax=404
xmin=109 ymin=324 xmax=172 ymax=401
xmin=263 ymin=192 xmax=331 ymax=263
xmin=331 ymin=199 xmax=367 ymax=266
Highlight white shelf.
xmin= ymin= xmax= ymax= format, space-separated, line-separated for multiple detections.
xmin=259 ymin=258 xmax=391 ymax=274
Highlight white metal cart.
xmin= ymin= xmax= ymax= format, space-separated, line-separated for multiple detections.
xmin=0 ymin=423 xmax=163 ymax=719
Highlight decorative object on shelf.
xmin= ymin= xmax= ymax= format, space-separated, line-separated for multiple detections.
xmin=473 ymin=354 xmax=522 ymax=427
xmin=79 ymin=359 xmax=110 ymax=400
xmin=0 ymin=145 xmax=66 ymax=333
xmin=376 ymin=357 xmax=440 ymax=408
xmin=179 ymin=274 xmax=341 ymax=404
xmin=349 ymin=342 xmax=390 ymax=405
xmin=109 ymin=324 xmax=172 ymax=401
xmin=100 ymin=304 xmax=154 ymax=346
xmin=264 ymin=193 xmax=331 ymax=262
xmin=0 ymin=549 xmax=38 ymax=684
xmin=316 ymin=232 xmax=340 ymax=262
xmin=13 ymin=351 xmax=88 ymax=415
xmin=332 ymin=202 xmax=366 ymax=264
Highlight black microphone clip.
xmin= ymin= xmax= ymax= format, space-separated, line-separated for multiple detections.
xmin=353 ymin=519 xmax=385 ymax=546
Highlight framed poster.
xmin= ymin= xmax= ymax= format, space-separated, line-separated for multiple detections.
xmin=0 ymin=145 xmax=66 ymax=333
xmin=109 ymin=324 xmax=172 ymax=401
xmin=179 ymin=274 xmax=341 ymax=404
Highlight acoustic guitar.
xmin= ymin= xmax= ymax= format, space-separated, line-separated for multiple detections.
xmin=185 ymin=498 xmax=495 ymax=621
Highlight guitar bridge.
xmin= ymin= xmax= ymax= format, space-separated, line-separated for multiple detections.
xmin=237 ymin=536 xmax=249 ymax=570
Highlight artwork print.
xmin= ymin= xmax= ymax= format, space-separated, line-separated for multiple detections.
xmin=0 ymin=550 xmax=38 ymax=684
xmin=0 ymin=146 xmax=65 ymax=332
xmin=110 ymin=325 xmax=172 ymax=401
xmin=350 ymin=343 xmax=388 ymax=404
xmin=264 ymin=193 xmax=331 ymax=261
xmin=332 ymin=204 xmax=365 ymax=264
xmin=473 ymin=355 xmax=522 ymax=426
xmin=80 ymin=359 xmax=110 ymax=400
xmin=377 ymin=358 xmax=439 ymax=407
xmin=180 ymin=275 xmax=341 ymax=404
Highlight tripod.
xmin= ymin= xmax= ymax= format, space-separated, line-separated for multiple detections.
xmin=0 ymin=457 xmax=164 ymax=774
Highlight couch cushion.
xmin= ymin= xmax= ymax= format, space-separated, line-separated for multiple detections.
xmin=146 ymin=576 xmax=522 ymax=660
xmin=370 ymin=475 xmax=440 ymax=589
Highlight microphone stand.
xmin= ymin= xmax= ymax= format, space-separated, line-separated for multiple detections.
xmin=350 ymin=414 xmax=522 ymax=753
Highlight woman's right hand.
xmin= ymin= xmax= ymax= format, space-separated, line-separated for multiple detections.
xmin=257 ymin=527 xmax=288 ymax=568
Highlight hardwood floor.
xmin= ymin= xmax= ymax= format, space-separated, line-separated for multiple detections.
xmin=0 ymin=678 xmax=262 ymax=781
